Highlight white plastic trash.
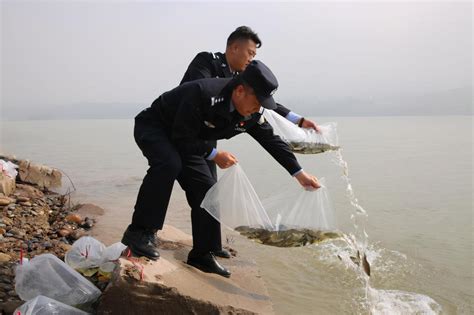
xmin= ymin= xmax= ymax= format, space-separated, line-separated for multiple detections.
xmin=263 ymin=178 xmax=337 ymax=231
xmin=99 ymin=241 xmax=127 ymax=273
xmin=15 ymin=254 xmax=101 ymax=305
xmin=14 ymin=295 xmax=90 ymax=315
xmin=0 ymin=159 xmax=18 ymax=179
xmin=201 ymin=164 xmax=274 ymax=230
xmin=65 ymin=236 xmax=106 ymax=270
xmin=263 ymin=109 xmax=339 ymax=154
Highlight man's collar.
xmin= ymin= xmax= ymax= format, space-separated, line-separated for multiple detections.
xmin=222 ymin=53 xmax=238 ymax=77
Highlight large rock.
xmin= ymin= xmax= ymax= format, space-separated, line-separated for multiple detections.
xmin=0 ymin=155 xmax=62 ymax=190
xmin=0 ymin=173 xmax=15 ymax=196
xmin=98 ymin=225 xmax=274 ymax=315
xmin=17 ymin=160 xmax=62 ymax=190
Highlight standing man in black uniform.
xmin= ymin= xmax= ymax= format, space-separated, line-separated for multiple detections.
xmin=122 ymin=61 xmax=320 ymax=277
xmin=180 ymin=26 xmax=320 ymax=258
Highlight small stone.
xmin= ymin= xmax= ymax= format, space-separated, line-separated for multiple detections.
xmin=43 ymin=241 xmax=52 ymax=249
xmin=0 ymin=228 xmax=5 ymax=235
xmin=0 ymin=253 xmax=11 ymax=262
xmin=65 ymin=214 xmax=82 ymax=224
xmin=0 ymin=283 xmax=12 ymax=290
xmin=7 ymin=205 xmax=15 ymax=210
xmin=17 ymin=196 xmax=29 ymax=202
xmin=58 ymin=243 xmax=72 ymax=252
xmin=19 ymin=201 xmax=32 ymax=207
xmin=4 ymin=233 xmax=13 ymax=237
xmin=57 ymin=229 xmax=71 ymax=237
xmin=1 ymin=217 xmax=13 ymax=226
xmin=9 ymin=228 xmax=25 ymax=237
xmin=0 ymin=197 xmax=14 ymax=206
xmin=70 ymin=229 xmax=86 ymax=240
xmin=7 ymin=290 xmax=17 ymax=297
xmin=30 ymin=210 xmax=38 ymax=216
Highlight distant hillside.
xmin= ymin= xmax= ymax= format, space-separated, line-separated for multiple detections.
xmin=1 ymin=87 xmax=471 ymax=120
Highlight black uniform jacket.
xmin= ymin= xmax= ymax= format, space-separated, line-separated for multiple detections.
xmin=180 ymin=52 xmax=291 ymax=118
xmin=142 ymin=77 xmax=302 ymax=176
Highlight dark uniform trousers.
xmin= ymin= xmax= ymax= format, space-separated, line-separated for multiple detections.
xmin=131 ymin=114 xmax=221 ymax=254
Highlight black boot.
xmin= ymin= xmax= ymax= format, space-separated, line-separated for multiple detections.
xmin=121 ymin=225 xmax=160 ymax=260
xmin=213 ymin=249 xmax=231 ymax=259
xmin=187 ymin=251 xmax=231 ymax=278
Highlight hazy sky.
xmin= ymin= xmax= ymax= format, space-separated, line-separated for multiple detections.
xmin=1 ymin=1 xmax=472 ymax=119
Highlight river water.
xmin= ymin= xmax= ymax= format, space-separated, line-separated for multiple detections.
xmin=1 ymin=116 xmax=472 ymax=314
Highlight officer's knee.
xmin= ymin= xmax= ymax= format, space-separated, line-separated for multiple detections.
xmin=148 ymin=158 xmax=182 ymax=179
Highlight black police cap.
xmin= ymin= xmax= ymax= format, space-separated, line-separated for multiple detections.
xmin=241 ymin=60 xmax=278 ymax=110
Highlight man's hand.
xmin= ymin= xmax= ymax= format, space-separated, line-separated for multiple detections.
xmin=300 ymin=118 xmax=321 ymax=133
xmin=295 ymin=171 xmax=321 ymax=190
xmin=214 ymin=151 xmax=238 ymax=169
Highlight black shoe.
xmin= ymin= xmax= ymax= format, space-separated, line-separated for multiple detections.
xmin=187 ymin=252 xmax=231 ymax=278
xmin=213 ymin=249 xmax=231 ymax=259
xmin=121 ymin=225 xmax=160 ymax=260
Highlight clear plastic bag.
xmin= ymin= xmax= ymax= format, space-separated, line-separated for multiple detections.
xmin=0 ymin=159 xmax=18 ymax=178
xmin=64 ymin=236 xmax=106 ymax=270
xmin=98 ymin=241 xmax=127 ymax=273
xmin=15 ymin=254 xmax=101 ymax=305
xmin=65 ymin=237 xmax=126 ymax=274
xmin=14 ymin=295 xmax=90 ymax=315
xmin=263 ymin=178 xmax=337 ymax=231
xmin=262 ymin=109 xmax=339 ymax=154
xmin=200 ymin=164 xmax=274 ymax=230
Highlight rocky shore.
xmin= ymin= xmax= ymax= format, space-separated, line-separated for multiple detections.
xmin=0 ymin=155 xmax=274 ymax=315
xmin=0 ymin=156 xmax=105 ymax=314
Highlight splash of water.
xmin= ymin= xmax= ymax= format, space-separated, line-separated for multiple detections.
xmin=329 ymin=149 xmax=442 ymax=314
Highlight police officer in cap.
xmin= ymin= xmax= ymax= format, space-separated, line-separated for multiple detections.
xmin=180 ymin=26 xmax=320 ymax=259
xmin=122 ymin=60 xmax=320 ymax=277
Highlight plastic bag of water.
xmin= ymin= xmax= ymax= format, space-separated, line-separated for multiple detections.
xmin=15 ymin=254 xmax=101 ymax=305
xmin=262 ymin=109 xmax=339 ymax=154
xmin=263 ymin=178 xmax=337 ymax=231
xmin=14 ymin=295 xmax=90 ymax=315
xmin=200 ymin=163 xmax=274 ymax=230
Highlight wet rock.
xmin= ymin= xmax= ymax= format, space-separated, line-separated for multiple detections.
xmin=57 ymin=228 xmax=71 ymax=237
xmin=65 ymin=213 xmax=82 ymax=224
xmin=80 ymin=217 xmax=94 ymax=229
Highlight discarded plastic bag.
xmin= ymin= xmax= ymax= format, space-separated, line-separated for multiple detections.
xmin=263 ymin=109 xmax=339 ymax=154
xmin=15 ymin=253 xmax=101 ymax=305
xmin=65 ymin=236 xmax=106 ymax=270
xmin=263 ymin=178 xmax=337 ymax=231
xmin=0 ymin=159 xmax=18 ymax=179
xmin=201 ymin=163 xmax=274 ymax=230
xmin=65 ymin=236 xmax=126 ymax=275
xmin=98 ymin=241 xmax=127 ymax=273
xmin=14 ymin=295 xmax=90 ymax=315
